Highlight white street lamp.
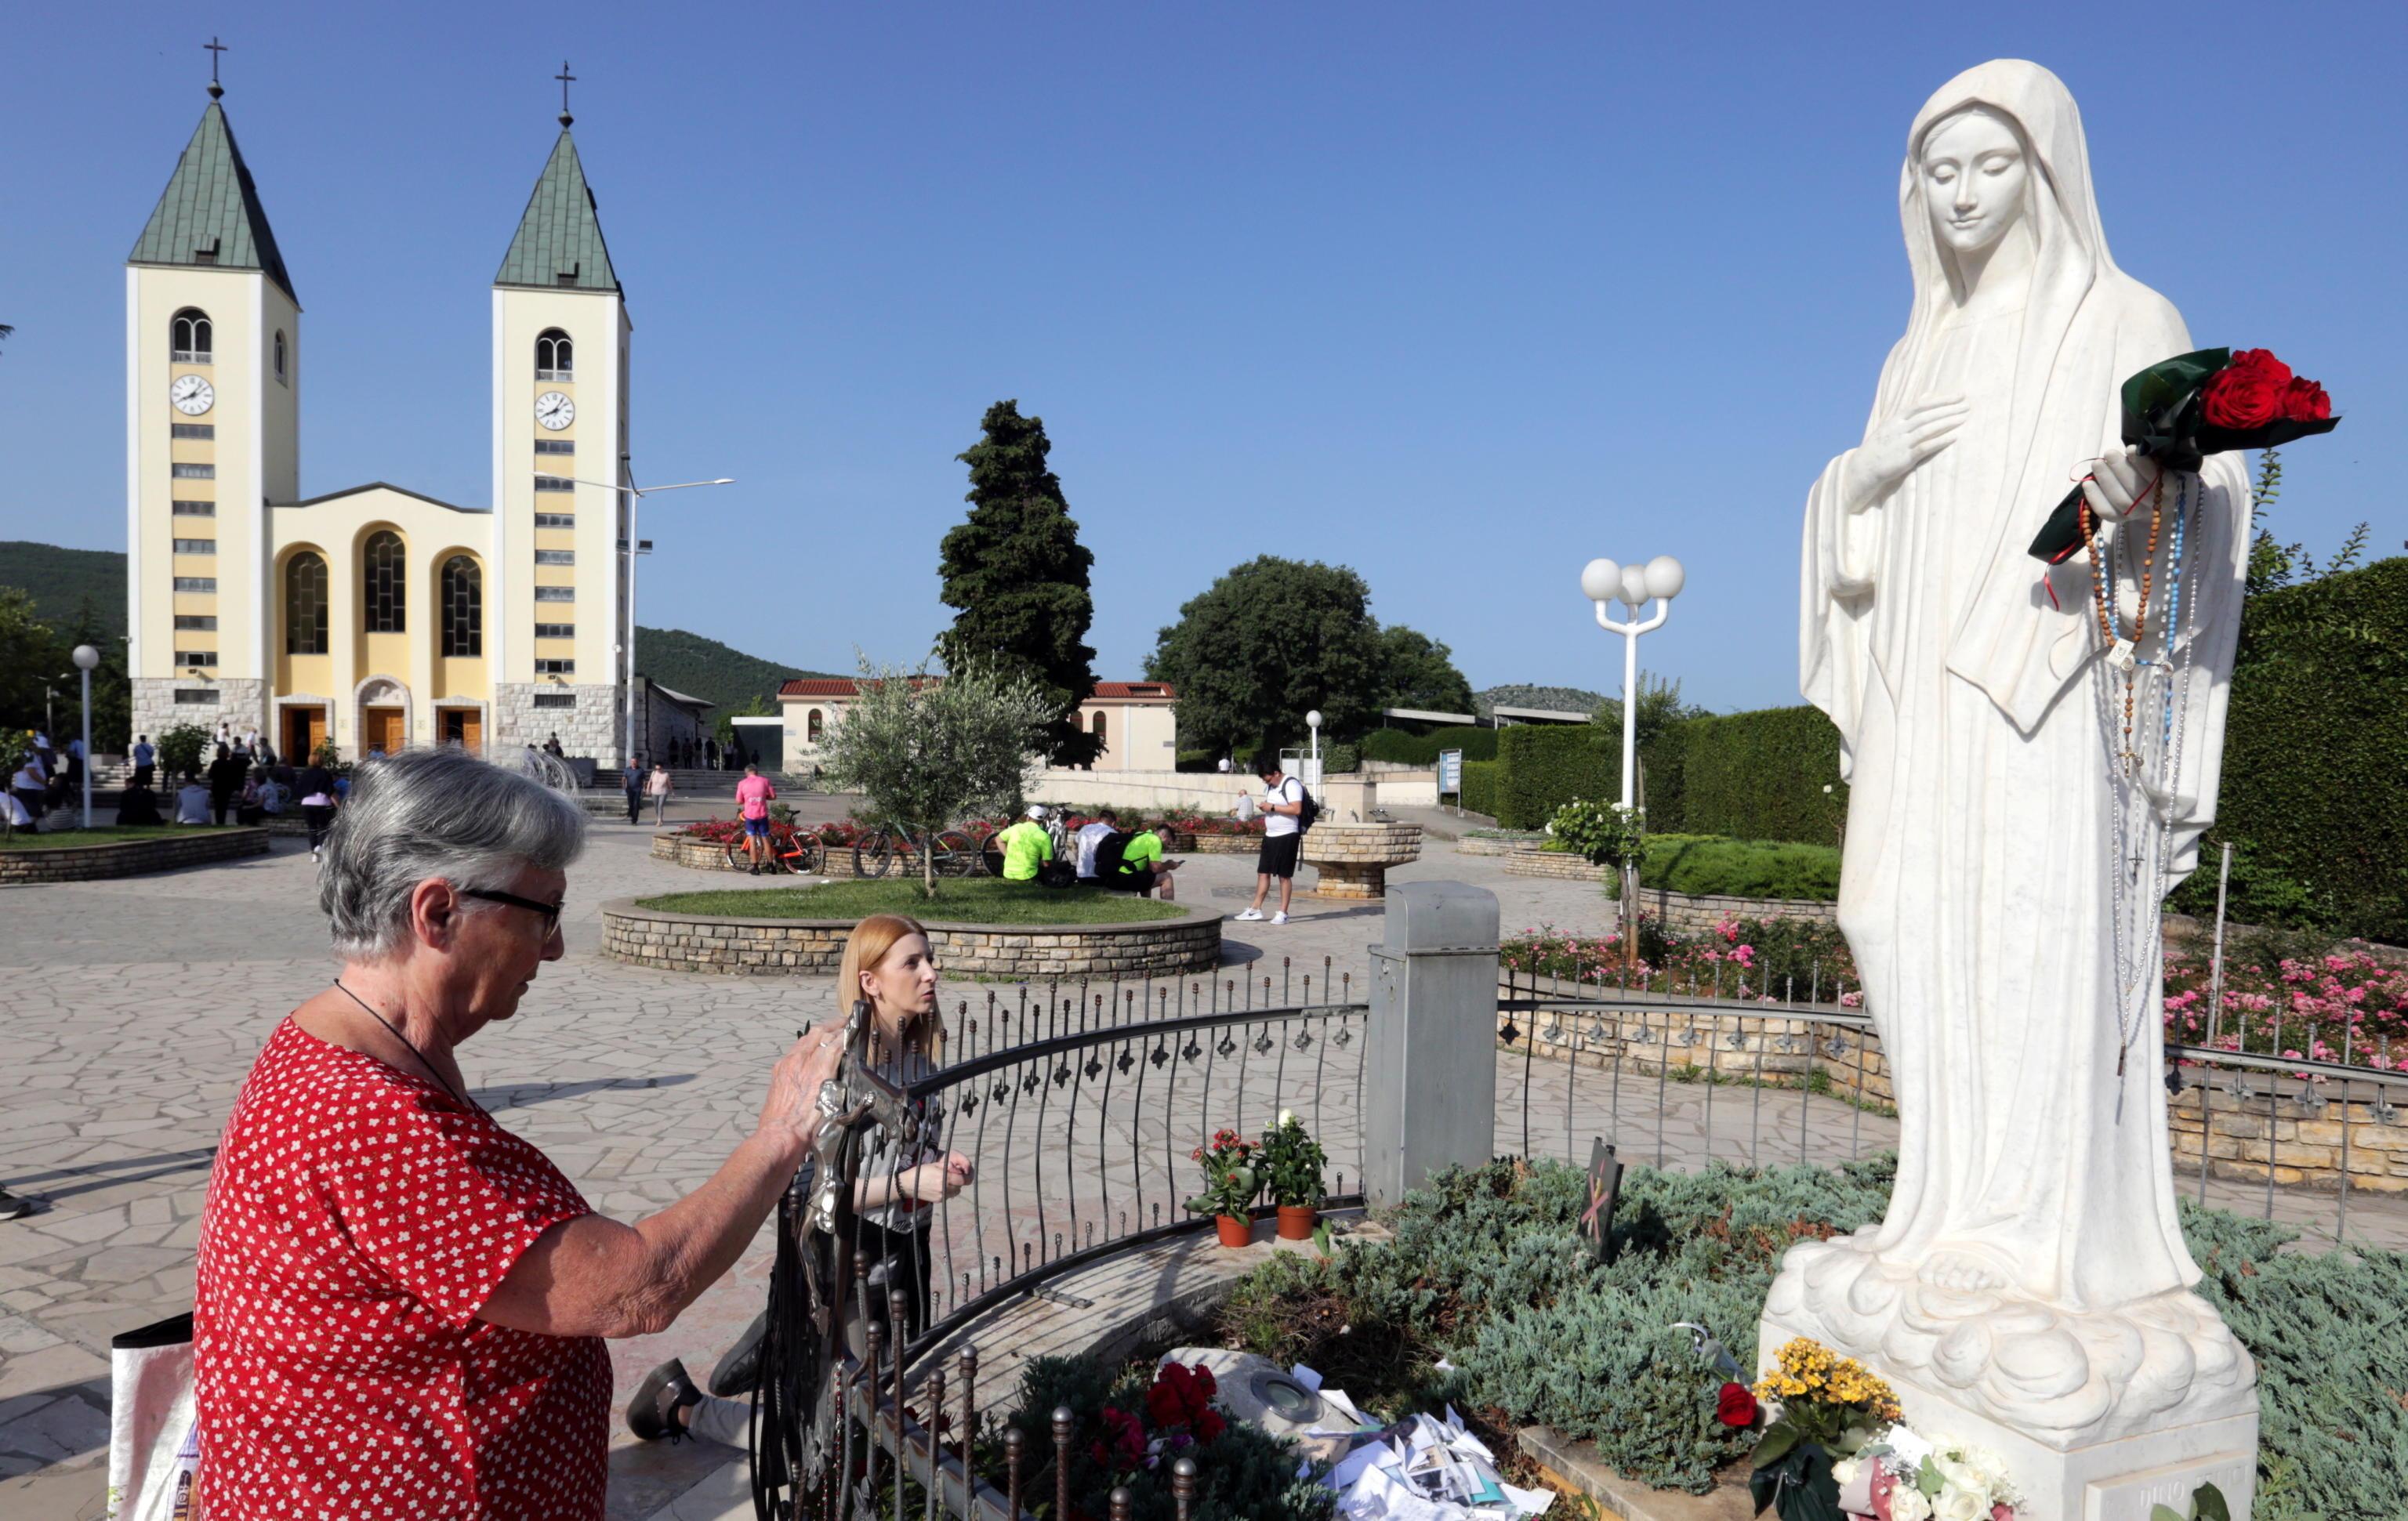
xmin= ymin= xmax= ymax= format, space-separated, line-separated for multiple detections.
xmin=72 ymin=645 xmax=99 ymax=829
xmin=1580 ymin=556 xmax=1685 ymax=811
xmin=572 ymin=469 xmax=734 ymax=766
xmin=1304 ymin=708 xmax=1323 ymax=787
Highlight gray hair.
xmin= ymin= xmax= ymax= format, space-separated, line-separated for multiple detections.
xmin=318 ymin=747 xmax=588 ymax=959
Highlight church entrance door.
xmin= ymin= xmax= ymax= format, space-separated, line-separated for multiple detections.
xmin=439 ymin=708 xmax=483 ymax=754
xmin=364 ymin=706 xmax=405 ymax=757
xmin=284 ymin=705 xmax=326 ymax=762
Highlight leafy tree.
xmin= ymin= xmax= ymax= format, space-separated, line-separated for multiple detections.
xmin=0 ymin=589 xmax=54 ymax=737
xmin=57 ymin=598 xmax=130 ymax=752
xmin=1145 ymin=557 xmax=1385 ymax=759
xmin=815 ymin=657 xmax=1054 ymax=897
xmin=157 ymin=722 xmax=212 ymax=782
xmin=1591 ymin=673 xmax=1708 ymax=766
xmin=936 ymin=401 xmax=1101 ymax=767
xmin=713 ymin=693 xmax=776 ymax=749
xmin=2246 ymin=447 xmax=2368 ymax=593
xmin=1376 ymin=625 xmax=1475 ymax=717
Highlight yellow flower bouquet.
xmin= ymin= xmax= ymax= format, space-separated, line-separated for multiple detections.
xmin=1746 ymin=1337 xmax=1902 ymax=1521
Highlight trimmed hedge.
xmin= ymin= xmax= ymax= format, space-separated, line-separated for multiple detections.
xmin=2168 ymin=558 xmax=2406 ymax=943
xmin=1612 ymin=834 xmax=1841 ymax=902
xmin=1460 ymin=759 xmax=1499 ymax=820
xmin=1360 ymin=725 xmax=1500 ymax=766
xmin=1495 ymin=726 xmax=1618 ymax=830
xmin=1641 ymin=705 xmax=1848 ymax=847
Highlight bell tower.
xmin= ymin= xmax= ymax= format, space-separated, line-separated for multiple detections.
xmin=490 ymin=63 xmax=633 ymax=762
xmin=125 ymin=47 xmax=300 ymax=748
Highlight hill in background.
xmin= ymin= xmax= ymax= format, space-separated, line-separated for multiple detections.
xmin=0 ymin=541 xmax=827 ymax=712
xmin=635 ymin=626 xmax=837 ymax=715
xmin=0 ymin=541 xmax=125 ymax=640
xmin=1475 ymin=683 xmax=1607 ymax=718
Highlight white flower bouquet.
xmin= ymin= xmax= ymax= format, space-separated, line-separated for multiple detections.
xmin=1831 ymin=1424 xmax=2021 ymax=1521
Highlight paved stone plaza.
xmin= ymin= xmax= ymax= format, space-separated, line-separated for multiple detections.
xmin=2 ymin=799 xmax=2398 ymax=1518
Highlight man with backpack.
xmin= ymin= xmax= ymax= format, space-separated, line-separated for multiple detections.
xmin=1098 ymin=818 xmax=1184 ymax=901
xmin=1235 ymin=760 xmax=1312 ymax=925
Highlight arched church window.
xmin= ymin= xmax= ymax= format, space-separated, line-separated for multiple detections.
xmin=285 ymin=552 xmax=328 ymax=654
xmin=441 ymin=556 xmax=483 ymax=657
xmin=1091 ymin=711 xmax=1108 ymax=749
xmin=274 ymin=330 xmax=288 ymax=382
xmin=807 ymin=709 xmax=824 ymax=744
xmin=172 ymin=310 xmax=212 ymax=363
xmin=536 ymin=329 xmax=574 ymax=379
xmin=364 ymin=531 xmax=406 ymax=633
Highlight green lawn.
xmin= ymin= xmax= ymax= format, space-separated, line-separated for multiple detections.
xmin=0 ymin=825 xmax=238 ymax=851
xmin=636 ymin=877 xmax=1190 ymax=925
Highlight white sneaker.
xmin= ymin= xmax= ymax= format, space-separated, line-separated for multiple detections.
xmin=1235 ymin=908 xmax=1265 ymax=922
xmin=1270 ymin=911 xmax=1290 ymax=925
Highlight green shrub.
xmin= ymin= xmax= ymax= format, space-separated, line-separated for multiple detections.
xmin=1640 ymin=706 xmax=1848 ymax=846
xmin=1360 ymin=726 xmax=1500 ymax=766
xmin=1460 ymin=759 xmax=1500 ymax=819
xmin=2167 ymin=558 xmax=2406 ymax=943
xmin=1222 ymin=1157 xmax=2405 ymax=1516
xmin=1496 ymin=725 xmax=1619 ymax=829
xmin=1619 ymin=835 xmax=1842 ymax=903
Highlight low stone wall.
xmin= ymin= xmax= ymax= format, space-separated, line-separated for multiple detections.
xmin=1500 ymin=848 xmax=1611 ymax=882
xmin=1629 ymin=887 xmax=1840 ymax=938
xmin=0 ymin=827 xmax=271 ymax=884
xmin=1455 ymin=835 xmax=1539 ymax=857
xmin=602 ymin=897 xmax=1222 ymax=978
xmin=2167 ymin=1084 xmax=2408 ymax=1193
xmin=1183 ymin=833 xmax=1260 ymax=856
xmin=650 ymin=831 xmax=928 ymax=878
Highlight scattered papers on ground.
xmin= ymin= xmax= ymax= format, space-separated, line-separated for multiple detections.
xmin=1289 ymin=1365 xmax=1554 ymax=1521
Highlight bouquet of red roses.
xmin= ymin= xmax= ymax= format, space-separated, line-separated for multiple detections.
xmin=2027 ymin=347 xmax=2340 ymax=564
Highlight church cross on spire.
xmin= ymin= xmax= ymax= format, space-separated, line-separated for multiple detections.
xmin=555 ymin=60 xmax=575 ymax=126
xmin=205 ymin=36 xmax=227 ymax=99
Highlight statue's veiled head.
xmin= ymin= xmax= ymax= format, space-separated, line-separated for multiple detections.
xmin=1917 ymin=105 xmax=2030 ymax=259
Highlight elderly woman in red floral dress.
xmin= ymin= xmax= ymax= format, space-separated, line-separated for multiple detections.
xmin=194 ymin=748 xmax=840 ymax=1519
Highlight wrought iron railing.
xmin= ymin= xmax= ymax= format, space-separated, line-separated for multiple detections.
xmin=897 ymin=975 xmax=1372 ymax=1360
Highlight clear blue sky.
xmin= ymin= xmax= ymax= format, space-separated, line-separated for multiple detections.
xmin=3 ymin=1 xmax=2397 ymax=712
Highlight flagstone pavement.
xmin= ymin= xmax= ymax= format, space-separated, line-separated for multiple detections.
xmin=2 ymin=799 xmax=2399 ymax=1518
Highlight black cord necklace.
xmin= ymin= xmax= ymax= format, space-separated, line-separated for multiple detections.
xmin=330 ymin=980 xmax=476 ymax=1112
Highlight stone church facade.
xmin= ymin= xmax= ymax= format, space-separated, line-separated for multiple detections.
xmin=125 ymin=81 xmax=635 ymax=764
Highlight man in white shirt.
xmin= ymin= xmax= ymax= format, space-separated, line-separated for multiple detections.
xmin=1234 ymin=762 xmax=1306 ymax=925
xmin=1072 ymin=809 xmax=1118 ymax=885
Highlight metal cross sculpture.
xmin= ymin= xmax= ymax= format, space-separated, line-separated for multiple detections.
xmin=554 ymin=60 xmax=576 ymax=124
xmin=205 ymin=37 xmax=228 ymax=97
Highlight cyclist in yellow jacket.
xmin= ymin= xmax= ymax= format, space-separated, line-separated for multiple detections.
xmin=995 ymin=806 xmax=1054 ymax=882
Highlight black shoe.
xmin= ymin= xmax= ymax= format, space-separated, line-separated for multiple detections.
xmin=708 ymin=1310 xmax=771 ymax=1397
xmin=749 ymin=863 xmax=760 ymax=875
xmin=627 ymin=1357 xmax=703 ymax=1443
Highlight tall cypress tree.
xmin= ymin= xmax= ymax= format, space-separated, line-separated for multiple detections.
xmin=937 ymin=400 xmax=1101 ymax=766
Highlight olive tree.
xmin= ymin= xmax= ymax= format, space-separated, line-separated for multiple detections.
xmin=816 ymin=657 xmax=1054 ymax=896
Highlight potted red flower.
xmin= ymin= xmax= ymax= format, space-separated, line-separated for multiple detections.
xmin=1185 ymin=1129 xmax=1260 ymax=1247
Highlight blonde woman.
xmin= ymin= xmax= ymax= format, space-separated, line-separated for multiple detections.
xmin=629 ymin=914 xmax=974 ymax=1445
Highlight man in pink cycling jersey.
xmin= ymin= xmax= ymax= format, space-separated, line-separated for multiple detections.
xmin=734 ymin=762 xmax=778 ymax=874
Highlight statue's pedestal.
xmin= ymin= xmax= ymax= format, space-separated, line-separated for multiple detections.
xmin=1758 ymin=1309 xmax=2257 ymax=1521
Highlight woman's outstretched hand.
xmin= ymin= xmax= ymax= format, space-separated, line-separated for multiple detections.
xmin=2080 ymin=444 xmax=2158 ymax=523
xmin=756 ymin=1024 xmax=843 ymax=1150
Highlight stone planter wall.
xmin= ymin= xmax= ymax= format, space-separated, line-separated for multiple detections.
xmin=649 ymin=831 xmax=929 ymax=878
xmin=1455 ymin=835 xmax=1540 ymax=857
xmin=1628 ymin=888 xmax=1840 ymax=938
xmin=1182 ymin=832 xmax=1260 ymax=856
xmin=602 ymin=897 xmax=1221 ymax=978
xmin=1500 ymin=848 xmax=1612 ymax=882
xmin=2167 ymin=1085 xmax=2408 ymax=1193
xmin=1300 ymin=822 xmax=1421 ymax=900
xmin=0 ymin=827 xmax=270 ymax=883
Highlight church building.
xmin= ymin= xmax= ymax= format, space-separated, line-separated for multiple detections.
xmin=125 ymin=75 xmax=635 ymax=764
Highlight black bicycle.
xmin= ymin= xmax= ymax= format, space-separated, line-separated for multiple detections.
xmin=852 ymin=822 xmax=978 ymax=879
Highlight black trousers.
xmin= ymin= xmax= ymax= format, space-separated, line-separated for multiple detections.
xmin=839 ymin=1219 xmax=936 ymax=1359
xmin=626 ymin=788 xmax=643 ymax=824
xmin=301 ymin=805 xmax=335 ymax=849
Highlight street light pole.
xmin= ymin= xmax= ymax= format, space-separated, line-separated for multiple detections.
xmin=571 ymin=469 xmax=734 ymax=767
xmin=73 ymin=645 xmax=99 ymax=829
xmin=1305 ymin=708 xmax=1322 ymax=793
xmin=1581 ymin=555 xmax=1686 ymax=980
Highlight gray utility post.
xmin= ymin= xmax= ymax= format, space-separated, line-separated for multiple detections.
xmin=1364 ymin=881 xmax=1501 ymax=1208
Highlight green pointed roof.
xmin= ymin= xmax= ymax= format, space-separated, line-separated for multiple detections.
xmin=495 ymin=129 xmax=621 ymax=294
xmin=129 ymin=100 xmax=296 ymax=303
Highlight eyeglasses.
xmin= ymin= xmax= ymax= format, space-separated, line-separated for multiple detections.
xmin=461 ymin=888 xmax=565 ymax=937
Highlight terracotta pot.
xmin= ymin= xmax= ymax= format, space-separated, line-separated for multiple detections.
xmin=1275 ymin=1204 xmax=1318 ymax=1241
xmin=1214 ymin=1214 xmax=1253 ymax=1248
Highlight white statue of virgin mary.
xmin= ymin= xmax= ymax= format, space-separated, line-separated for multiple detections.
xmin=1767 ymin=60 xmax=2259 ymax=1454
